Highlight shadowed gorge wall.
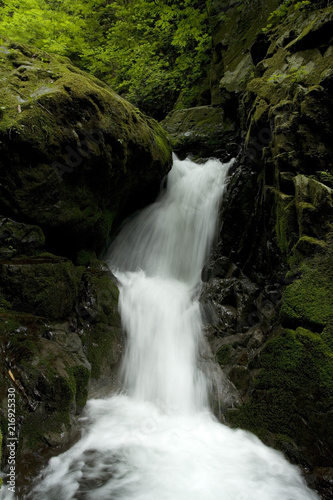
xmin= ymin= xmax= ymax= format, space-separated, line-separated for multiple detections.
xmin=164 ymin=1 xmax=333 ymax=498
xmin=0 ymin=39 xmax=172 ymax=493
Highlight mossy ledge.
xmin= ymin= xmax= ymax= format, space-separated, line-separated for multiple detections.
xmin=188 ymin=1 xmax=333 ymax=497
xmin=0 ymin=39 xmax=172 ymax=259
xmin=0 ymin=38 xmax=172 ymax=493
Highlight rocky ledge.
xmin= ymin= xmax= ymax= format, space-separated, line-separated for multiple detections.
xmin=164 ymin=1 xmax=333 ymax=498
xmin=0 ymin=39 xmax=172 ymax=494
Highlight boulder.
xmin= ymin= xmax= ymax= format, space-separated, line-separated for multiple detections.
xmin=0 ymin=40 xmax=173 ymax=490
xmin=0 ymin=40 xmax=172 ymax=259
xmin=194 ymin=2 xmax=333 ymax=497
xmin=162 ymin=105 xmax=237 ymax=159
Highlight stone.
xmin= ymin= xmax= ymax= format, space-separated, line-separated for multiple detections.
xmin=162 ymin=105 xmax=237 ymax=159
xmin=0 ymin=40 xmax=172 ymax=258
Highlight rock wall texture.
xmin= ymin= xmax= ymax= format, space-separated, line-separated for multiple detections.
xmin=164 ymin=1 xmax=333 ymax=498
xmin=0 ymin=40 xmax=171 ymax=259
xmin=0 ymin=39 xmax=172 ymax=494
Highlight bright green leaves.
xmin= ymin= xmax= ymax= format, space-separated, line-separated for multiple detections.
xmin=0 ymin=0 xmax=88 ymax=63
xmin=81 ymin=0 xmax=212 ymax=117
xmin=0 ymin=0 xmax=212 ymax=118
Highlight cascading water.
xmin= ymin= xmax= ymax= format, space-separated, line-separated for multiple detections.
xmin=9 ymin=155 xmax=319 ymax=500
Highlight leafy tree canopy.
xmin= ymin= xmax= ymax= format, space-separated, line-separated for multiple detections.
xmin=0 ymin=0 xmax=212 ymax=118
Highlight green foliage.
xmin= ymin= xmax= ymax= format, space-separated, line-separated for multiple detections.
xmin=0 ymin=0 xmax=212 ymax=118
xmin=0 ymin=0 xmax=89 ymax=64
xmin=308 ymin=170 xmax=333 ymax=188
xmin=263 ymin=0 xmax=316 ymax=32
xmin=267 ymin=66 xmax=308 ymax=94
xmin=80 ymin=0 xmax=211 ymax=117
xmin=267 ymin=0 xmax=293 ymax=26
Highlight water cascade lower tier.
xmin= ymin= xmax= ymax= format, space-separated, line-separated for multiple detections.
xmin=19 ymin=156 xmax=318 ymax=500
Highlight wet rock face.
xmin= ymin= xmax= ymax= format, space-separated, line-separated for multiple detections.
xmin=201 ymin=232 xmax=333 ymax=499
xmin=0 ymin=243 xmax=123 ymax=493
xmin=0 ymin=40 xmax=173 ymax=494
xmin=0 ymin=218 xmax=45 ymax=259
xmin=162 ymin=105 xmax=238 ymax=160
xmin=0 ymin=40 xmax=172 ymax=259
xmin=169 ymin=1 xmax=333 ymax=498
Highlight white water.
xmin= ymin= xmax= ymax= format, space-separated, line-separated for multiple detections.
xmin=4 ymin=156 xmax=319 ymax=499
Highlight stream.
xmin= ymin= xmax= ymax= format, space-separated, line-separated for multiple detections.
xmin=9 ymin=155 xmax=320 ymax=499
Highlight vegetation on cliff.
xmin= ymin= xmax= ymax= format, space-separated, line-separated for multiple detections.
xmin=0 ymin=0 xmax=212 ymax=118
xmin=0 ymin=0 xmax=332 ymax=497
xmin=0 ymin=34 xmax=170 ymax=492
xmin=184 ymin=1 xmax=333 ymax=496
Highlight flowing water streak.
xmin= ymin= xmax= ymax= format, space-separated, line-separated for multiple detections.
xmin=110 ymin=155 xmax=232 ymax=413
xmin=15 ymin=155 xmax=320 ymax=500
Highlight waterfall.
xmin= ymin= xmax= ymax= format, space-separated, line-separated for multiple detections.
xmin=109 ymin=155 xmax=230 ymax=414
xmin=20 ymin=155 xmax=319 ymax=500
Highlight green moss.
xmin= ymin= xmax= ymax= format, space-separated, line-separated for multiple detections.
xmin=216 ymin=345 xmax=232 ymax=366
xmin=290 ymin=236 xmax=327 ymax=265
xmin=76 ymin=249 xmax=93 ymax=267
xmin=19 ymin=409 xmax=71 ymax=452
xmin=226 ymin=327 xmax=333 ymax=454
xmin=71 ymin=365 xmax=90 ymax=410
xmin=280 ymin=251 xmax=333 ymax=330
xmin=258 ymin=328 xmax=333 ymax=393
xmin=322 ymin=319 xmax=333 ymax=351
xmin=0 ymin=259 xmax=83 ymax=320
xmin=274 ymin=192 xmax=297 ymax=256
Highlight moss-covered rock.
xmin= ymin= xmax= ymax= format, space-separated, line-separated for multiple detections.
xmin=77 ymin=260 xmax=123 ymax=391
xmin=0 ymin=256 xmax=83 ymax=320
xmin=226 ymin=326 xmax=333 ymax=468
xmin=0 ymin=257 xmax=123 ymax=493
xmin=195 ymin=2 xmax=333 ymax=497
xmin=0 ymin=204 xmax=123 ymax=492
xmin=0 ymin=313 xmax=89 ymax=464
xmin=280 ymin=231 xmax=333 ymax=329
xmin=162 ymin=105 xmax=237 ymax=158
xmin=0 ymin=40 xmax=172 ymax=259
xmin=0 ymin=217 xmax=45 ymax=259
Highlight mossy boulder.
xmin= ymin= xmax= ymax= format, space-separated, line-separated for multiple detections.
xmin=0 ymin=257 xmax=122 ymax=494
xmin=162 ymin=105 xmax=238 ymax=158
xmin=0 ymin=256 xmax=83 ymax=320
xmin=0 ymin=39 xmax=172 ymax=259
xmin=226 ymin=326 xmax=333 ymax=469
xmin=281 ymin=231 xmax=333 ymax=331
xmin=0 ymin=216 xmax=45 ymax=259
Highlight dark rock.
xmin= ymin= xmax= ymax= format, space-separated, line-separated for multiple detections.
xmin=162 ymin=106 xmax=238 ymax=159
xmin=0 ymin=256 xmax=82 ymax=320
xmin=0 ymin=258 xmax=123 ymax=494
xmin=192 ymin=4 xmax=333 ymax=496
xmin=251 ymin=33 xmax=271 ymax=66
xmin=0 ymin=40 xmax=172 ymax=259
